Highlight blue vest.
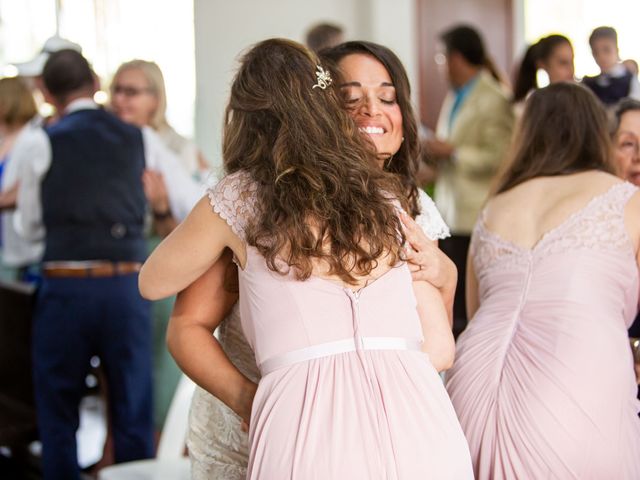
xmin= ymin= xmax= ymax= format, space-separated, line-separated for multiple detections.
xmin=41 ymin=108 xmax=147 ymax=262
xmin=583 ymin=71 xmax=633 ymax=106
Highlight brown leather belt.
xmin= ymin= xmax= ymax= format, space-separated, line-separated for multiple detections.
xmin=43 ymin=261 xmax=142 ymax=278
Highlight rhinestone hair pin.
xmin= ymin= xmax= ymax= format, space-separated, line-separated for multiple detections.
xmin=312 ymin=65 xmax=332 ymax=90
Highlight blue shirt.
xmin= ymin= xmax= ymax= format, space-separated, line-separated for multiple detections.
xmin=449 ymin=74 xmax=480 ymax=131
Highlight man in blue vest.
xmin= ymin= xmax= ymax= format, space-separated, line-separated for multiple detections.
xmin=17 ymin=49 xmax=153 ymax=479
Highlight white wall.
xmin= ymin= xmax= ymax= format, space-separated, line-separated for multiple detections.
xmin=194 ymin=0 xmax=417 ymax=168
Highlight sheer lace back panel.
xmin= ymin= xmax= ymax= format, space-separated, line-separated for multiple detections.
xmin=471 ymin=182 xmax=639 ymax=275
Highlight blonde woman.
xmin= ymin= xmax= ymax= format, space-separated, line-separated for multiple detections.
xmin=0 ymin=77 xmax=40 ymax=279
xmin=110 ymin=60 xmax=207 ymax=429
xmin=110 ymin=59 xmax=208 ymax=179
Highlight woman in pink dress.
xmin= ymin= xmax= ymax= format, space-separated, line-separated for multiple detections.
xmin=446 ymin=82 xmax=640 ymax=479
xmin=140 ymin=39 xmax=472 ymax=479
xmin=182 ymin=40 xmax=460 ymax=480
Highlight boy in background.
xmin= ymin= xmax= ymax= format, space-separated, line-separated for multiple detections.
xmin=582 ymin=26 xmax=640 ymax=106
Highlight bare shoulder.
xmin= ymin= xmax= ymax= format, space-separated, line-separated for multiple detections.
xmin=483 ymin=171 xmax=626 ymax=230
xmin=581 ymin=170 xmax=626 ymax=189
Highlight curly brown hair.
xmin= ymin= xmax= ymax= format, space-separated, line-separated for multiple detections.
xmin=223 ymin=38 xmax=407 ymax=284
xmin=320 ymin=41 xmax=421 ymax=217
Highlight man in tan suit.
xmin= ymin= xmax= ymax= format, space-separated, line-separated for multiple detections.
xmin=426 ymin=25 xmax=514 ymax=335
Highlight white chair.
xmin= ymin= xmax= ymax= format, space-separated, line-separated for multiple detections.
xmin=98 ymin=375 xmax=196 ymax=480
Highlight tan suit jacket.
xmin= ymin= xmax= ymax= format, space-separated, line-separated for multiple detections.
xmin=434 ymin=71 xmax=514 ymax=234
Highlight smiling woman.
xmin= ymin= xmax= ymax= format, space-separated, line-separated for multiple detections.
xmin=322 ymin=41 xmax=421 ymax=217
xmin=172 ymin=40 xmax=460 ymax=480
xmin=140 ymin=38 xmax=472 ymax=480
xmin=337 ymin=53 xmax=404 ymax=162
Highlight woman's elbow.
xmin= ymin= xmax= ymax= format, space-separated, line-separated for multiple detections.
xmin=429 ymin=338 xmax=456 ymax=372
xmin=436 ymin=350 xmax=455 ymax=372
xmin=138 ymin=264 xmax=165 ymax=301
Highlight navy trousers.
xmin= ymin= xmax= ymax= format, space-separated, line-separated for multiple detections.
xmin=32 ymin=273 xmax=153 ymax=480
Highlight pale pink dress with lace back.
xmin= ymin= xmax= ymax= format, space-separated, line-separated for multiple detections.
xmin=446 ymin=181 xmax=640 ymax=479
xmin=201 ymin=170 xmax=473 ymax=479
xmin=187 ymin=186 xmax=454 ymax=479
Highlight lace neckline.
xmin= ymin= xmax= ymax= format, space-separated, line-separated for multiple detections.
xmin=478 ymin=182 xmax=633 ymax=254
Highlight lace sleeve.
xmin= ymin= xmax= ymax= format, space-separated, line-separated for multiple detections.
xmin=206 ymin=170 xmax=258 ymax=241
xmin=415 ymin=189 xmax=450 ymax=241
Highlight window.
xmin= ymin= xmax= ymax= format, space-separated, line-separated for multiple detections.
xmin=525 ymin=0 xmax=640 ymax=81
xmin=0 ymin=0 xmax=196 ymax=136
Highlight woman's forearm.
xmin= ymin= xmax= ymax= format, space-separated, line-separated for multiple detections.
xmin=414 ymin=281 xmax=456 ymax=372
xmin=439 ymin=265 xmax=457 ymax=326
xmin=167 ymin=321 xmax=257 ymax=421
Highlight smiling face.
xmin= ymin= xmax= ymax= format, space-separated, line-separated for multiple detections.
xmin=614 ymin=110 xmax=640 ymax=185
xmin=337 ymin=53 xmax=403 ymax=165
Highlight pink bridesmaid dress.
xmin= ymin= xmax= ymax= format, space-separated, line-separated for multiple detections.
xmin=208 ymin=171 xmax=473 ymax=480
xmin=446 ymin=181 xmax=640 ymax=479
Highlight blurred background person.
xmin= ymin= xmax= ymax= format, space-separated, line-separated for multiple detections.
xmin=583 ymin=26 xmax=640 ymax=106
xmin=623 ymin=59 xmax=639 ymax=77
xmin=17 ymin=49 xmax=154 ymax=479
xmin=0 ymin=77 xmax=40 ymax=281
xmin=512 ymin=34 xmax=574 ymax=109
xmin=446 ymin=82 xmax=640 ymax=479
xmin=14 ymin=35 xmax=84 ymax=128
xmin=0 ymin=36 xmax=84 ymax=284
xmin=110 ymin=59 xmax=209 ymax=181
xmin=110 ymin=59 xmax=206 ymax=433
xmin=611 ymin=98 xmax=640 ymax=350
xmin=425 ymin=24 xmax=514 ymax=336
xmin=110 ymin=59 xmax=206 ymax=432
xmin=305 ymin=22 xmax=344 ymax=53
xmin=613 ymin=98 xmax=640 ymax=188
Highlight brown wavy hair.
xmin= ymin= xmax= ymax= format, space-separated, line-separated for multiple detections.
xmin=320 ymin=41 xmax=421 ymax=217
xmin=494 ymin=82 xmax=614 ymax=195
xmin=223 ymin=38 xmax=407 ymax=284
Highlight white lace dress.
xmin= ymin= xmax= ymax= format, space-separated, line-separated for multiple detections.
xmin=186 ymin=189 xmax=449 ymax=479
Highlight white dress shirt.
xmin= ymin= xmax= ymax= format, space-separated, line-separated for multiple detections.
xmin=15 ymin=98 xmax=205 ymax=243
xmin=1 ymin=118 xmax=46 ymax=266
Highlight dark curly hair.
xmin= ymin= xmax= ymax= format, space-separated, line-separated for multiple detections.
xmin=222 ymin=38 xmax=407 ymax=284
xmin=320 ymin=40 xmax=421 ymax=217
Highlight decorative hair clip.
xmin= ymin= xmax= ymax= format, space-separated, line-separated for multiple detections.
xmin=312 ymin=65 xmax=332 ymax=90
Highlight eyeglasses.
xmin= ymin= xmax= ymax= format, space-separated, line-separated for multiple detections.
xmin=111 ymin=84 xmax=153 ymax=98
